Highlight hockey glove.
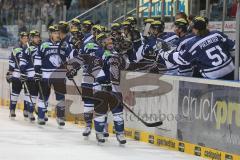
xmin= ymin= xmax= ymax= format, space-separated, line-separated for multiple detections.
xmin=6 ymin=71 xmax=13 ymax=83
xmin=34 ymin=73 xmax=42 ymax=82
xmin=20 ymin=73 xmax=28 ymax=82
xmin=66 ymin=69 xmax=77 ymax=80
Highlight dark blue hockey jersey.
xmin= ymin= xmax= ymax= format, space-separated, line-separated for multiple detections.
xmin=34 ymin=39 xmax=72 ymax=79
xmin=83 ymin=32 xmax=94 ymax=44
xmin=166 ymin=33 xmax=195 ymax=76
xmin=19 ymin=44 xmax=39 ymax=79
xmin=136 ymin=32 xmax=179 ymax=62
xmin=9 ymin=44 xmax=26 ymax=78
xmin=169 ymin=30 xmax=235 ymax=79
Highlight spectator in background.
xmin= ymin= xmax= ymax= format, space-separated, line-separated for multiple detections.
xmin=230 ymin=0 xmax=238 ymax=18
xmin=0 ymin=21 xmax=8 ymax=37
xmin=18 ymin=20 xmax=27 ymax=34
xmin=175 ymin=12 xmax=188 ymax=21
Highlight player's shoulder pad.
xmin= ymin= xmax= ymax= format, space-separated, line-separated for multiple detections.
xmin=103 ymin=50 xmax=112 ymax=58
xmin=27 ymin=46 xmax=36 ymax=52
xmin=12 ymin=47 xmax=23 ymax=56
xmin=41 ymin=42 xmax=51 ymax=49
xmin=85 ymin=42 xmax=98 ymax=49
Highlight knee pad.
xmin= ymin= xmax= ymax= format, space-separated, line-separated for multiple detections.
xmin=38 ymin=99 xmax=48 ymax=109
xmin=10 ymin=93 xmax=19 ymax=104
xmin=113 ymin=112 xmax=124 ymax=122
xmin=94 ymin=114 xmax=106 ymax=133
xmin=113 ymin=112 xmax=124 ymax=133
xmin=56 ymin=100 xmax=65 ymax=107
xmin=94 ymin=114 xmax=106 ymax=123
xmin=56 ymin=100 xmax=65 ymax=118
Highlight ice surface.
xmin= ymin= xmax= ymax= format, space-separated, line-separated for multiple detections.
xmin=0 ymin=108 xmax=205 ymax=160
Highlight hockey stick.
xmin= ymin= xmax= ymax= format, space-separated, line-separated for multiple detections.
xmin=122 ymin=103 xmax=163 ymax=127
xmin=69 ymin=77 xmax=163 ymax=127
xmin=56 ymin=37 xmax=163 ymax=127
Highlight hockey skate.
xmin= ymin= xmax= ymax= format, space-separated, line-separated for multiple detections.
xmin=57 ymin=117 xmax=65 ymax=128
xmin=23 ymin=110 xmax=29 ymax=120
xmin=116 ymin=133 xmax=126 ymax=145
xmin=82 ymin=126 xmax=91 ymax=139
xmin=9 ymin=110 xmax=16 ymax=120
xmin=28 ymin=112 xmax=35 ymax=122
xmin=96 ymin=132 xmax=105 ymax=144
xmin=103 ymin=124 xmax=109 ymax=137
xmin=44 ymin=115 xmax=48 ymax=122
xmin=38 ymin=118 xmax=46 ymax=125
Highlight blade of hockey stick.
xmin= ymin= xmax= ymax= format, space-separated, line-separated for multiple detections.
xmin=123 ymin=103 xmax=163 ymax=127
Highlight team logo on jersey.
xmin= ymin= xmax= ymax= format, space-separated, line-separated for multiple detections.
xmin=49 ymin=55 xmax=62 ymax=67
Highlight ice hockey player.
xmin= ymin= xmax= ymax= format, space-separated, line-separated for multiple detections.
xmin=6 ymin=32 xmax=31 ymax=119
xmin=18 ymin=30 xmax=42 ymax=122
xmin=121 ymin=20 xmax=142 ymax=62
xmin=34 ymin=25 xmax=70 ymax=126
xmin=135 ymin=20 xmax=178 ymax=74
xmin=164 ymin=18 xmax=195 ymax=76
xmin=93 ymin=33 xmax=127 ymax=144
xmin=91 ymin=24 xmax=104 ymax=42
xmin=66 ymin=29 xmax=105 ymax=137
xmin=82 ymin=20 xmax=94 ymax=43
xmin=160 ymin=16 xmax=235 ymax=80
xmin=70 ymin=18 xmax=81 ymax=31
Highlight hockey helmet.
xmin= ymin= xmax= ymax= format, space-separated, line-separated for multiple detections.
xmin=150 ymin=20 xmax=165 ymax=32
xmin=71 ymin=18 xmax=81 ymax=26
xmin=29 ymin=30 xmax=40 ymax=37
xmin=111 ymin=23 xmax=121 ymax=31
xmin=19 ymin=31 xmax=29 ymax=37
xmin=48 ymin=25 xmax=59 ymax=32
xmin=126 ymin=16 xmax=137 ymax=26
xmin=144 ymin=18 xmax=154 ymax=25
xmin=191 ymin=16 xmax=207 ymax=30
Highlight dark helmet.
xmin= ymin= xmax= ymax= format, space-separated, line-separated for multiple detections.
xmin=71 ymin=29 xmax=84 ymax=48
xmin=96 ymin=33 xmax=108 ymax=45
xmin=191 ymin=16 xmax=207 ymax=30
xmin=126 ymin=16 xmax=137 ymax=26
xmin=82 ymin=20 xmax=93 ymax=27
xmin=29 ymin=30 xmax=40 ymax=37
xmin=143 ymin=18 xmax=154 ymax=25
xmin=150 ymin=20 xmax=165 ymax=32
xmin=121 ymin=21 xmax=131 ymax=30
xmin=48 ymin=25 xmax=59 ymax=32
xmin=19 ymin=31 xmax=29 ymax=37
xmin=92 ymin=24 xmax=103 ymax=33
xmin=71 ymin=18 xmax=81 ymax=26
xmin=58 ymin=21 xmax=69 ymax=33
xmin=111 ymin=23 xmax=121 ymax=31
xmin=82 ymin=20 xmax=93 ymax=32
xmin=174 ymin=18 xmax=188 ymax=32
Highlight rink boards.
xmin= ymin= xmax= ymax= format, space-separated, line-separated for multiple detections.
xmin=0 ymin=59 xmax=240 ymax=160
